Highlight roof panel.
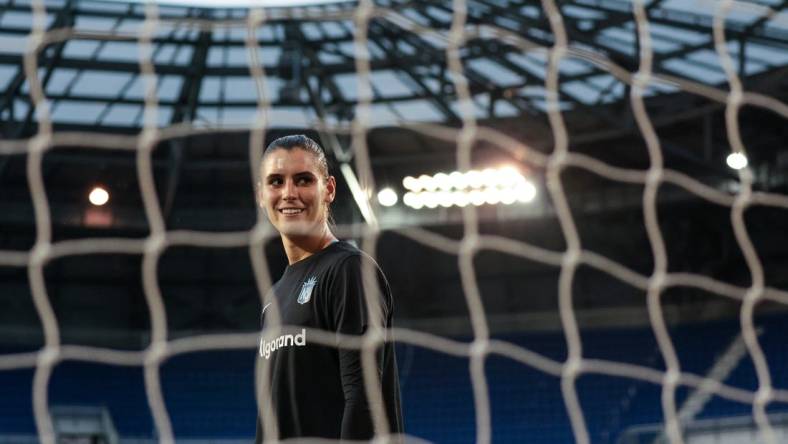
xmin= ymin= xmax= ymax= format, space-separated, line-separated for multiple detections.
xmin=51 ymin=100 xmax=107 ymax=124
xmin=561 ymin=4 xmax=606 ymax=20
xmin=492 ymin=100 xmax=519 ymax=118
xmin=687 ymin=48 xmax=766 ymax=77
xmin=74 ymin=15 xmax=118 ymax=33
xmin=157 ymin=76 xmax=183 ymax=101
xmin=70 ymin=71 xmax=133 ymax=98
xmin=0 ymin=34 xmax=29 ymax=55
xmin=98 ymin=41 xmax=140 ymax=62
xmin=369 ymin=103 xmax=403 ymax=127
xmin=153 ymin=43 xmax=194 ymax=65
xmin=0 ymin=65 xmax=17 ymax=91
xmin=217 ymin=106 xmax=257 ymax=126
xmin=392 ymin=100 xmax=444 ymax=122
xmin=467 ymin=58 xmax=524 ymax=87
xmin=266 ymin=107 xmax=312 ymax=128
xmin=562 ymin=80 xmax=603 ymax=105
xmin=100 ymin=103 xmax=142 ymax=126
xmin=258 ymin=47 xmax=282 ymax=65
xmin=369 ymin=70 xmax=413 ymax=98
xmin=62 ymin=40 xmax=102 ymax=58
xmin=663 ymin=58 xmax=729 ymax=84
xmin=45 ymin=68 xmax=78 ymax=95
xmin=78 ymin=1 xmax=132 ymax=14
xmin=300 ymin=22 xmax=324 ymax=40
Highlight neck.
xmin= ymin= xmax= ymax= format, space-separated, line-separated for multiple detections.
xmin=281 ymin=225 xmax=337 ymax=265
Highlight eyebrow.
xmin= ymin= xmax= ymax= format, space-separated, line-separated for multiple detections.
xmin=265 ymin=171 xmax=316 ymax=179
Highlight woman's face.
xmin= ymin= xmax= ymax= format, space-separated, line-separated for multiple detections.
xmin=259 ymin=147 xmax=335 ymax=239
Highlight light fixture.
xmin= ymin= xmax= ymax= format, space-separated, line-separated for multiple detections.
xmin=726 ymin=152 xmax=748 ymax=170
xmin=377 ymin=188 xmax=398 ymax=207
xmin=401 ymin=166 xmax=538 ymax=209
xmin=88 ymin=186 xmax=110 ymax=206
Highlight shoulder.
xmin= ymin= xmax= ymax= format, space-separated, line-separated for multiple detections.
xmin=325 ymin=241 xmax=385 ymax=276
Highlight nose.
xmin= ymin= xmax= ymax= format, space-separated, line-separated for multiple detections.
xmin=282 ymin=178 xmax=297 ymax=201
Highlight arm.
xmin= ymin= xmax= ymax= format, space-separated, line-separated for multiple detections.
xmin=331 ymin=255 xmax=390 ymax=440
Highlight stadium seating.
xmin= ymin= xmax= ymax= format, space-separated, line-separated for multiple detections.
xmin=0 ymin=313 xmax=785 ymax=443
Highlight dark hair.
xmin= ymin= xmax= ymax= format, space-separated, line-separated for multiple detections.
xmin=263 ymin=134 xmax=329 ymax=180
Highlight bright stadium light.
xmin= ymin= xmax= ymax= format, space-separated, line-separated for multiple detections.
xmin=500 ymin=188 xmax=518 ymax=205
xmin=726 ymin=152 xmax=748 ymax=170
xmin=403 ymin=192 xmax=423 ymax=209
xmin=422 ymin=192 xmax=439 ymax=209
xmin=400 ymin=167 xmax=538 ymax=209
xmin=517 ymin=181 xmax=537 ymax=203
xmin=377 ymin=188 xmax=398 ymax=207
xmin=89 ymin=186 xmax=110 ymax=206
xmin=466 ymin=170 xmax=484 ymax=189
xmin=434 ymin=173 xmax=452 ymax=191
xmin=402 ymin=176 xmax=419 ymax=192
xmin=449 ymin=171 xmax=465 ymax=190
xmin=453 ymin=191 xmax=470 ymax=207
xmin=419 ymin=174 xmax=437 ymax=192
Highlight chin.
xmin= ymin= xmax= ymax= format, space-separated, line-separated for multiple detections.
xmin=277 ymin=220 xmax=317 ymax=238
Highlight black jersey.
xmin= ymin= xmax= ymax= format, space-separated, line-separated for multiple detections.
xmin=254 ymin=240 xmax=403 ymax=442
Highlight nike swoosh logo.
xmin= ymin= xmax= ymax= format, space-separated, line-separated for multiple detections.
xmin=262 ymin=302 xmax=272 ymax=315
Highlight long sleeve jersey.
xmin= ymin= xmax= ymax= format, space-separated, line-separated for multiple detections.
xmin=255 ymin=240 xmax=403 ymax=442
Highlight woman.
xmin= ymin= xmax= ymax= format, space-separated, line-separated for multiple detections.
xmin=254 ymin=135 xmax=403 ymax=442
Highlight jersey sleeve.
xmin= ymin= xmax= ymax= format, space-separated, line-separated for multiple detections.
xmin=329 ymin=254 xmax=391 ymax=439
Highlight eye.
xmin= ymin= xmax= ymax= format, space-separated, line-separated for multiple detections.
xmin=267 ymin=177 xmax=283 ymax=186
xmin=296 ymin=176 xmax=314 ymax=186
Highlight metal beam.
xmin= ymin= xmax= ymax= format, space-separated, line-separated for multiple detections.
xmin=163 ymin=17 xmax=211 ymax=224
xmin=367 ymin=19 xmax=461 ymax=123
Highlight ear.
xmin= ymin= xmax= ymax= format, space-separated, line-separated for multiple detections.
xmin=325 ymin=176 xmax=336 ymax=203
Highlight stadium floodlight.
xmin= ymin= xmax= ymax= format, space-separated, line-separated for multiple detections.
xmin=88 ymin=186 xmax=110 ymax=206
xmin=517 ymin=181 xmax=537 ymax=203
xmin=419 ymin=174 xmax=438 ymax=192
xmin=726 ymin=152 xmax=748 ymax=170
xmin=402 ymin=176 xmax=419 ymax=192
xmin=402 ymin=192 xmax=422 ymax=209
xmin=401 ymin=166 xmax=538 ymax=209
xmin=377 ymin=188 xmax=398 ymax=207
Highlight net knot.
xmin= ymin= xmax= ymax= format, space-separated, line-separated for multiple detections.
xmin=649 ymin=271 xmax=666 ymax=290
xmin=363 ymin=328 xmax=385 ymax=348
xmin=30 ymin=243 xmax=51 ymax=267
xmin=665 ymin=368 xmax=680 ymax=386
xmin=30 ymin=134 xmax=51 ymax=153
xmin=755 ymin=387 xmax=773 ymax=405
xmin=38 ymin=346 xmax=59 ymax=367
xmin=470 ymin=339 xmax=488 ymax=357
xmin=145 ymin=233 xmax=166 ymax=254
xmin=563 ymin=249 xmax=580 ymax=268
xmin=145 ymin=341 xmax=167 ymax=365
xmin=646 ymin=168 xmax=662 ymax=185
xmin=563 ymin=357 xmax=582 ymax=378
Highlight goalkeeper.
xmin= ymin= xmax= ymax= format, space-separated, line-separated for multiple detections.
xmin=254 ymin=135 xmax=403 ymax=441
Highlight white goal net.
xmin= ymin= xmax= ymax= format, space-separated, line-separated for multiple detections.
xmin=1 ymin=0 xmax=788 ymax=443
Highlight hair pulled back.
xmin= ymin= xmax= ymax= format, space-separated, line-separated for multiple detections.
xmin=263 ymin=135 xmax=329 ymax=181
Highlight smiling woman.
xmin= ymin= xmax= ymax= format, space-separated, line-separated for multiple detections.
xmin=254 ymin=135 xmax=404 ymax=442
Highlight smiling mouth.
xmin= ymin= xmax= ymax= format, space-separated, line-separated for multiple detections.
xmin=279 ymin=208 xmax=304 ymax=215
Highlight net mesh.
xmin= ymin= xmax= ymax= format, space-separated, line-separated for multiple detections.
xmin=1 ymin=0 xmax=788 ymax=443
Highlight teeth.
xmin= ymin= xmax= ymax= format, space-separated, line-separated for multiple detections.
xmin=281 ymin=208 xmax=303 ymax=215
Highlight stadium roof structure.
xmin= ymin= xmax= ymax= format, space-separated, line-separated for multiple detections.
xmin=0 ymin=0 xmax=785 ymax=132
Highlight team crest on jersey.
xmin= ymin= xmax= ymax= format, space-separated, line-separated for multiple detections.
xmin=298 ymin=276 xmax=317 ymax=304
